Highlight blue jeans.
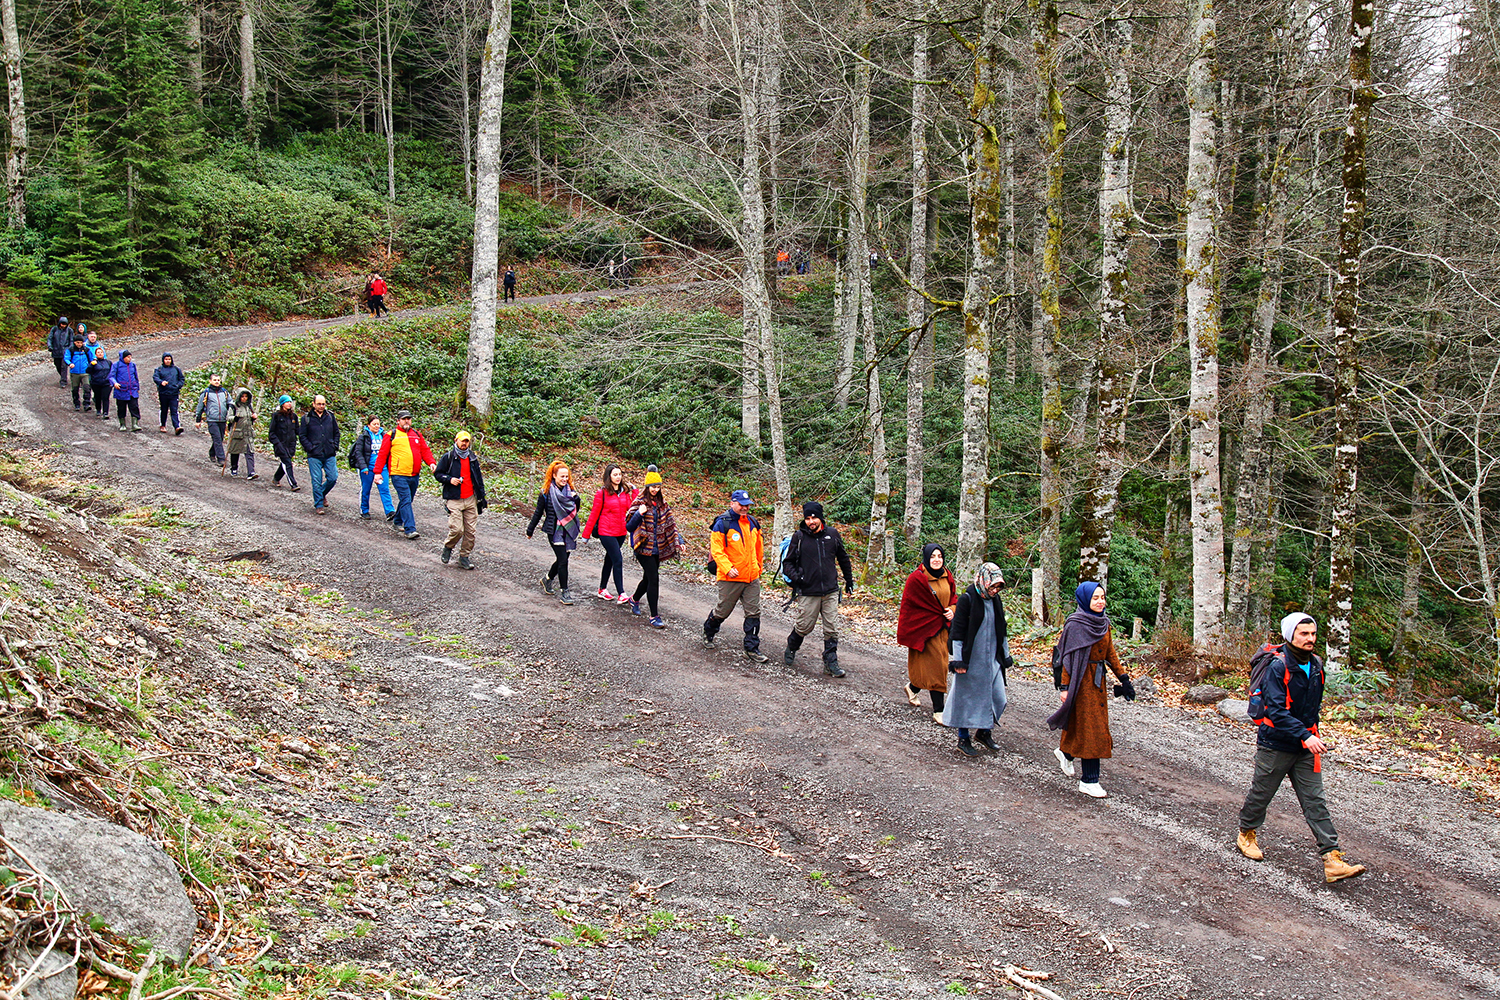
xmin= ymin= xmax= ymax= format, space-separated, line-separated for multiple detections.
xmin=392 ymin=475 xmax=420 ymax=533
xmin=360 ymin=467 xmax=394 ymax=516
xmin=307 ymin=456 xmax=339 ymax=508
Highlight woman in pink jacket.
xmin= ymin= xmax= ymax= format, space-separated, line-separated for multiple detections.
xmin=582 ymin=464 xmax=638 ymax=603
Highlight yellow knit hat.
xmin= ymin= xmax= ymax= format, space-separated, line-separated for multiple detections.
xmin=644 ymin=470 xmax=663 ymax=486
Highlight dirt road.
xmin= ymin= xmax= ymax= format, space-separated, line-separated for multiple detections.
xmin=6 ymin=303 xmax=1500 ymax=999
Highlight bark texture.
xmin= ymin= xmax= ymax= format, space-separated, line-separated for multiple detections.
xmin=903 ymin=14 xmax=930 ymax=547
xmin=0 ymin=0 xmax=26 ymax=229
xmin=1033 ymin=0 xmax=1065 ymax=615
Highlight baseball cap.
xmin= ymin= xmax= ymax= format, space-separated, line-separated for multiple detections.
xmin=731 ymin=489 xmax=754 ymax=505
xmin=396 ymin=409 xmax=412 ymax=419
xmin=455 ymin=429 xmax=472 ymax=444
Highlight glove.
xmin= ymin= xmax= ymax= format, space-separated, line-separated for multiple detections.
xmin=1114 ymin=676 xmax=1136 ymax=701
xmin=477 ymin=500 xmax=487 ymax=514
xmin=844 ymin=582 xmax=854 ymax=596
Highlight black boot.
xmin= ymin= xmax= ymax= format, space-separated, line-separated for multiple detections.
xmin=975 ymin=729 xmax=999 ymax=753
xmin=702 ymin=612 xmax=724 ymax=647
xmin=957 ymin=736 xmax=981 ymax=758
xmin=743 ymin=616 xmax=769 ymax=663
xmin=822 ymin=637 xmax=845 ymax=678
xmin=785 ymin=629 xmax=804 ymax=665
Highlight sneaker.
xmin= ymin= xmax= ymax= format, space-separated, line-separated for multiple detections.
xmin=158 ymin=425 xmax=167 ymax=433
xmin=1236 ymin=829 xmax=1264 ymax=861
xmin=315 ymin=506 xmax=328 ymax=515
xmin=246 ymin=473 xmax=259 ymax=481
xmin=73 ymin=404 xmax=81 ymax=411
xmin=957 ymin=739 xmax=981 ymax=758
xmin=405 ymin=530 xmax=420 ymax=540
xmin=290 ymin=485 xmax=302 ymax=492
xmin=385 ymin=511 xmax=396 ymax=522
xmin=617 ymin=593 xmax=632 ymax=606
xmin=596 ymin=588 xmax=612 ymax=601
xmin=540 ymin=576 xmax=556 ymax=595
xmin=744 ymin=649 xmax=770 ymax=664
xmin=824 ymin=661 xmax=846 ymax=678
xmin=1053 ymin=748 xmax=1075 ymax=777
xmin=441 ymin=547 xmax=453 ymax=564
xmin=360 ymin=512 xmax=371 ymax=519
xmin=230 ymin=470 xmax=240 ymax=477
xmin=1078 ymin=781 xmax=1107 ymax=798
xmin=558 ymin=588 xmax=575 ymax=605
xmin=175 ymin=427 xmax=184 ymax=436
xmin=628 ymin=598 xmax=641 ymax=615
xmin=649 ymin=616 xmax=665 ymax=629
xmin=458 ymin=556 xmax=474 ymax=570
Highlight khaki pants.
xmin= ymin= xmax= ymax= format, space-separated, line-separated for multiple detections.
xmin=793 ymin=592 xmax=840 ymax=640
xmin=713 ymin=579 xmax=761 ymax=619
xmin=444 ymin=495 xmax=478 ymax=556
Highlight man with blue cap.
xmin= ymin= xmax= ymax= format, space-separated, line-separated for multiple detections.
xmin=1236 ymin=611 xmax=1367 ymax=883
xmin=703 ymin=488 xmax=767 ymax=662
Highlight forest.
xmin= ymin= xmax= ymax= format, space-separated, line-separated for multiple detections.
xmin=2 ymin=0 xmax=1499 ymax=711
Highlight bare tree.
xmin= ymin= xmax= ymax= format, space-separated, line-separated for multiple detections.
xmin=1034 ymin=0 xmax=1065 ymax=611
xmin=903 ymin=7 xmax=931 ymax=547
xmin=0 ymin=0 xmax=26 ymax=228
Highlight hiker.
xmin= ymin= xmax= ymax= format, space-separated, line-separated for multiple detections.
xmin=47 ymin=316 xmax=71 ymax=386
xmin=87 ymin=348 xmax=113 ymax=418
xmin=368 ymin=273 xmax=389 ymax=317
xmin=606 ymin=258 xmax=618 ymax=288
xmin=372 ymin=409 xmax=436 ymax=539
xmin=65 ymin=333 xmax=92 ymax=411
xmin=224 ymin=387 xmax=258 ymax=479
xmin=897 ymin=543 xmax=958 ymax=723
xmin=1047 ymin=582 xmax=1134 ymax=797
xmin=298 ymin=395 xmax=341 ymax=514
xmin=582 ymin=464 xmax=638 ymax=603
xmin=795 ymin=248 xmax=809 ymax=274
xmin=82 ymin=325 xmax=101 ymax=357
xmin=110 ymin=350 xmax=141 ymax=432
xmin=780 ymin=501 xmax=854 ymax=678
xmin=776 ymin=248 xmax=791 ymax=275
xmin=527 ymin=461 xmax=581 ymax=605
xmin=435 ymin=430 xmax=487 ymax=570
xmin=702 ymin=489 xmax=767 ymax=663
xmin=1235 ymin=613 xmax=1367 ymax=883
xmin=353 ymin=415 xmax=396 ymax=522
xmin=503 ymin=268 xmax=517 ymax=303
xmin=194 ymin=374 xmax=231 ymax=465
xmin=153 ymin=353 xmax=186 ymax=434
xmin=268 ymin=396 xmax=301 ymax=492
xmin=945 ymin=563 xmax=1012 ymax=758
xmin=625 ymin=468 xmax=684 ymax=628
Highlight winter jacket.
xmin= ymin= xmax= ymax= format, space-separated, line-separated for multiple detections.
xmin=109 ymin=354 xmax=139 ymax=399
xmin=709 ymin=510 xmax=763 ymax=582
xmin=1257 ymin=649 xmax=1327 ymax=755
xmin=527 ymin=490 xmax=578 ymax=539
xmin=353 ymin=427 xmax=385 ymax=472
xmin=269 ymin=408 xmax=299 ymax=459
xmin=153 ymin=357 xmax=185 ymax=397
xmin=47 ymin=325 xmax=71 ymax=357
xmin=582 ymin=488 xmax=638 ymax=539
xmin=370 ymin=276 xmax=387 ymax=297
xmin=87 ymin=352 xmax=113 ymax=387
xmin=373 ymin=427 xmax=435 ymax=477
xmin=195 ymin=385 xmax=231 ymax=423
xmin=626 ymin=502 xmax=684 ymax=559
xmin=225 ymin=392 xmax=257 ymax=455
xmin=434 ymin=450 xmax=487 ymax=509
xmin=66 ymin=346 xmax=92 ymax=375
xmin=781 ymin=522 xmax=853 ymax=596
xmin=950 ymin=586 xmax=1012 ymax=677
xmin=298 ymin=409 xmax=340 ymax=459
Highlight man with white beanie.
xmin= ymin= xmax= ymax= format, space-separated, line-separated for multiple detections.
xmin=1235 ymin=612 xmax=1367 ymax=883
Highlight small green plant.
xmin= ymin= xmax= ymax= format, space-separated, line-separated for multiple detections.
xmin=944 ymin=983 xmax=969 ymax=995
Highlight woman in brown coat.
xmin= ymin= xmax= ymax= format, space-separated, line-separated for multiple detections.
xmin=896 ymin=544 xmax=957 ymax=722
xmin=1046 ymin=581 xmax=1135 ymax=797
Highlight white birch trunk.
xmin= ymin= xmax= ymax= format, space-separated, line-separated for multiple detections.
xmin=903 ymin=15 xmax=930 ymax=547
xmin=462 ymin=0 xmax=514 ymax=418
xmin=1184 ymin=0 xmax=1225 ymax=647
xmin=739 ymin=0 xmax=764 ymax=447
xmin=240 ymin=2 xmax=257 ymax=139
xmin=185 ymin=7 xmax=203 ymax=107
xmin=1034 ymin=0 xmax=1065 ymax=615
xmin=0 ymin=0 xmax=26 ymax=229
xmin=1003 ymin=68 xmax=1017 ymax=387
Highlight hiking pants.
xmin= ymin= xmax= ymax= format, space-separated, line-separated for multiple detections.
xmin=159 ymin=394 xmax=180 ymax=430
xmin=791 ymin=592 xmax=840 ymax=640
xmin=70 ymin=373 xmax=90 ymax=408
xmin=444 ymin=495 xmax=479 ymax=557
xmin=205 ymin=420 xmax=227 ymax=463
xmin=705 ymin=580 xmax=762 ymax=652
xmin=1238 ymin=746 xmax=1340 ymax=855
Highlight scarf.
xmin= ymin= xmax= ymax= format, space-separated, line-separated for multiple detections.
xmin=548 ymin=483 xmax=580 ymax=547
xmin=453 ymin=445 xmax=474 ymax=461
xmin=636 ymin=498 xmax=683 ymax=559
xmin=1045 ymin=582 xmax=1113 ymax=732
xmin=921 ymin=543 xmax=945 ymax=579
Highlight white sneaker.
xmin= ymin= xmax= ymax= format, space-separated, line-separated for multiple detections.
xmin=1078 ymin=781 xmax=1107 ymax=798
xmin=1054 ymin=747 xmax=1075 ymax=777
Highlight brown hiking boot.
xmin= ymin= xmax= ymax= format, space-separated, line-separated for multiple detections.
xmin=1322 ymin=849 xmax=1366 ymax=883
xmin=1236 ymin=829 xmax=1264 ymax=861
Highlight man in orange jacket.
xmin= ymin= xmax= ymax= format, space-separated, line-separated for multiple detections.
xmin=374 ymin=409 xmax=436 ymax=539
xmin=703 ymin=489 xmax=768 ymax=662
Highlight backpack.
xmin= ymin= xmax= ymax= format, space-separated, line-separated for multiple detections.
xmin=1246 ymin=643 xmax=1290 ymax=721
xmin=346 ymin=436 xmax=361 ymax=470
xmin=777 ymin=533 xmax=801 ymax=585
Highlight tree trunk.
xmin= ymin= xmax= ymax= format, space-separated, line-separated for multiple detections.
xmin=185 ymin=7 xmax=203 ymax=108
xmin=240 ymin=2 xmax=256 ymax=141
xmin=1184 ymin=0 xmax=1225 ymax=648
xmin=1326 ymin=0 xmax=1375 ymax=675
xmin=739 ymin=0 xmax=765 ymax=447
xmin=836 ymin=209 xmax=860 ymax=410
xmin=0 ymin=0 xmax=26 ymax=229
xmin=1156 ymin=418 xmax=1186 ymax=631
xmin=903 ymin=14 xmax=930 ymax=547
xmin=1078 ymin=4 xmax=1132 ymax=588
xmin=460 ymin=21 xmax=473 ymax=203
xmin=1003 ymin=67 xmax=1017 ymax=387
xmin=380 ymin=0 xmax=397 ymax=204
xmin=1034 ymin=0 xmax=1065 ymax=616
xmin=1392 ymin=325 xmax=1436 ymax=671
xmin=461 ymin=0 xmax=514 ymax=418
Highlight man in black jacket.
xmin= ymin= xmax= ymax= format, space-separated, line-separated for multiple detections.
xmin=298 ymin=395 xmax=341 ymax=514
xmin=780 ymin=501 xmax=855 ymax=678
xmin=434 ymin=430 xmax=487 ymax=569
xmin=1236 ymin=612 xmax=1367 ymax=883
xmin=48 ymin=316 xmax=71 ymax=386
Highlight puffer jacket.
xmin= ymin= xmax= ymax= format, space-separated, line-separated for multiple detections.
xmin=109 ymin=354 xmax=139 ymax=399
xmin=66 ymin=345 xmax=92 ymax=375
xmin=269 ymin=408 xmax=299 ymax=458
xmin=87 ymin=352 xmax=113 ymax=387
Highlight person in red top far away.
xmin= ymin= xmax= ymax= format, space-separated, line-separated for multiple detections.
xmin=373 ymin=409 xmax=436 ymax=539
xmin=434 ymin=430 xmax=487 ymax=570
xmin=581 ymin=464 xmax=638 ymax=603
xmin=367 ymin=273 xmax=389 ymax=317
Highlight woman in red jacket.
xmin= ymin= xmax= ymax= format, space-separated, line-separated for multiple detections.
xmin=582 ymin=464 xmax=638 ymax=603
xmin=896 ymin=544 xmax=958 ymax=723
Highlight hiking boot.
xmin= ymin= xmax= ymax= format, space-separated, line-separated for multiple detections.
xmin=784 ymin=647 xmax=796 ymax=666
xmin=458 ymin=556 xmax=474 ymax=570
xmin=823 ymin=660 xmax=846 ymax=678
xmin=1237 ymin=829 xmax=1264 ymax=861
xmin=975 ymin=730 xmax=999 ymax=753
xmin=1078 ymin=781 xmax=1107 ymax=798
xmin=540 ymin=575 xmax=556 ymax=595
xmin=745 ymin=649 xmax=770 ymax=664
xmin=1053 ymin=747 xmax=1075 ymax=777
xmin=441 ymin=547 xmax=453 ymax=564
xmin=957 ymin=738 xmax=981 ymax=758
xmin=649 ymin=616 xmax=665 ymax=629
xmin=558 ymin=587 xmax=575 ymax=605
xmin=701 ymin=634 xmax=716 ymax=648
xmin=1322 ymin=850 xmax=1366 ymax=883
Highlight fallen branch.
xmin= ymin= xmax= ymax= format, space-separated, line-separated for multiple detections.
xmin=508 ymin=945 xmax=528 ymax=990
xmin=1004 ymin=965 xmax=1065 ymax=1000
xmin=659 ymin=832 xmax=789 ymax=858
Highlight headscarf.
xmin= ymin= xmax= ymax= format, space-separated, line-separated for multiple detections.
xmin=1076 ymin=581 xmax=1105 ymax=616
xmin=974 ymin=563 xmax=1004 ymax=592
xmin=921 ymin=543 xmax=945 ymax=579
xmin=1046 ymin=579 xmax=1113 ymax=732
xmin=1280 ymin=612 xmax=1316 ymax=666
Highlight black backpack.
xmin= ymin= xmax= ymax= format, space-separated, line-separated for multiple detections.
xmin=346 ymin=435 xmax=361 ymax=470
xmin=1246 ymin=642 xmax=1289 ymax=721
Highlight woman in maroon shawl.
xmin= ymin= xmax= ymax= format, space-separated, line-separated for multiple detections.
xmin=897 ymin=544 xmax=958 ymax=722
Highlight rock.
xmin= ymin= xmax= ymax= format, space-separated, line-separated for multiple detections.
xmin=1217 ymin=698 xmax=1252 ymax=723
xmin=0 ymin=802 xmax=198 ymax=963
xmin=1185 ymin=684 xmax=1232 ymax=705
xmin=16 ymin=948 xmax=79 ymax=1000
xmin=1133 ymin=675 xmax=1157 ymax=697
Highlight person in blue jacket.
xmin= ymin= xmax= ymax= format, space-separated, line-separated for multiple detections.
xmin=86 ymin=348 xmax=113 ymax=418
xmin=153 ymin=353 xmax=186 ymax=435
xmin=110 ymin=350 xmax=141 ymax=432
xmin=65 ymin=333 xmax=93 ymax=411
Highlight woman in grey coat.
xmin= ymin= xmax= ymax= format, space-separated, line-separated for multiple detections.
xmin=942 ymin=563 xmax=1012 ymax=758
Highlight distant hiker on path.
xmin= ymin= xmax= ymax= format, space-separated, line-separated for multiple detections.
xmin=435 ymin=429 xmax=487 ymax=570
xmin=66 ymin=333 xmax=92 ymax=411
xmin=1047 ymin=582 xmax=1133 ymax=797
xmin=780 ymin=501 xmax=854 ymax=678
xmin=48 ymin=316 xmax=71 ymax=387
xmin=702 ymin=489 xmax=768 ymax=663
xmin=110 ymin=350 xmax=141 ymax=432
xmin=1236 ymin=612 xmax=1367 ymax=884
xmin=503 ymin=268 xmax=517 ymax=302
xmin=582 ymin=464 xmax=637 ymax=604
xmin=897 ymin=543 xmax=958 ymax=723
xmin=153 ymin=353 xmax=185 ymax=434
xmin=195 ymin=374 xmax=231 ymax=465
xmin=945 ymin=563 xmax=1012 ymax=758
xmin=372 ymin=409 xmax=436 ymax=539
xmin=225 ymin=387 xmax=258 ymax=479
xmin=87 ymin=348 xmax=112 ymax=418
xmin=298 ymin=395 xmax=341 ymax=514
xmin=367 ymin=273 xmax=389 ymax=317
xmin=625 ymin=468 xmax=684 ymax=629
xmin=527 ymin=461 xmax=581 ymax=605
xmin=354 ymin=415 xmax=396 ymax=522
xmin=269 ymin=396 xmax=301 ymax=492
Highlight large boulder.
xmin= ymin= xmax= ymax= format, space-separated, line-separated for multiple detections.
xmin=16 ymin=948 xmax=79 ymax=1000
xmin=1217 ymin=698 xmax=1252 ymax=723
xmin=0 ymin=802 xmax=198 ymax=963
xmin=1185 ymin=684 xmax=1232 ymax=705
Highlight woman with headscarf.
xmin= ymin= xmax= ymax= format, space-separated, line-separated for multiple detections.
xmin=896 ymin=544 xmax=958 ymax=722
xmin=1046 ymin=581 xmax=1135 ymax=797
xmin=526 ymin=460 xmax=580 ymax=605
xmin=942 ymin=563 xmax=1012 ymax=757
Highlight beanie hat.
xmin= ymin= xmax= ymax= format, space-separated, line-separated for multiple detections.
xmin=644 ymin=470 xmax=663 ymax=486
xmin=802 ymin=500 xmax=824 ymax=519
xmin=1280 ymin=612 xmax=1315 ymax=643
xmin=278 ymin=395 xmax=293 ymax=405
